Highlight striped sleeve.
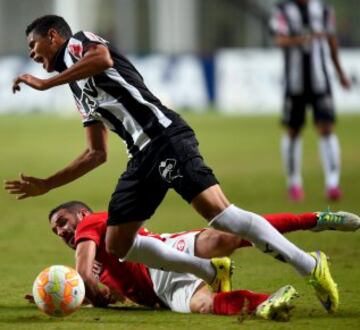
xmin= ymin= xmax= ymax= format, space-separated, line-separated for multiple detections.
xmin=66 ymin=31 xmax=110 ymax=126
xmin=67 ymin=31 xmax=109 ymax=60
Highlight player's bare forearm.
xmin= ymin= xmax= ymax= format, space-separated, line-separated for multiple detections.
xmin=76 ymin=241 xmax=111 ymax=307
xmin=45 ymin=122 xmax=108 ymax=191
xmin=274 ymin=35 xmax=309 ymax=47
xmin=12 ymin=44 xmax=113 ymax=93
xmin=328 ymin=35 xmax=351 ymax=89
xmin=45 ymin=44 xmax=113 ymax=88
xmin=274 ymin=33 xmax=326 ymax=48
xmin=328 ymin=36 xmax=341 ymax=72
xmin=46 ymin=147 xmax=106 ymax=189
xmin=4 ymin=148 xmax=105 ymax=199
xmin=4 ymin=123 xmax=108 ymax=199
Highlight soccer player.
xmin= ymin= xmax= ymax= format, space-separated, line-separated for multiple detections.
xmin=46 ymin=202 xmax=359 ymax=320
xmin=6 ymin=15 xmax=338 ymax=313
xmin=269 ymin=0 xmax=351 ymax=201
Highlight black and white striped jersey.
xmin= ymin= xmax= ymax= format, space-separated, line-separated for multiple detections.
xmin=53 ymin=31 xmax=192 ymax=157
xmin=270 ymin=0 xmax=336 ymax=95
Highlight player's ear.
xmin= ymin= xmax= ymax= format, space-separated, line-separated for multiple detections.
xmin=47 ymin=28 xmax=59 ymax=43
xmin=78 ymin=208 xmax=90 ymax=220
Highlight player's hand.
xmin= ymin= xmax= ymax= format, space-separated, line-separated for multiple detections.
xmin=24 ymin=294 xmax=35 ymax=304
xmin=339 ymin=73 xmax=352 ymax=90
xmin=12 ymin=74 xmax=50 ymax=93
xmin=92 ymin=285 xmax=114 ymax=308
xmin=109 ymin=290 xmax=126 ymax=303
xmin=4 ymin=173 xmax=49 ymax=199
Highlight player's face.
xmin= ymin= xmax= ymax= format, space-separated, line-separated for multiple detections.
xmin=50 ymin=209 xmax=79 ymax=249
xmin=27 ymin=30 xmax=59 ymax=73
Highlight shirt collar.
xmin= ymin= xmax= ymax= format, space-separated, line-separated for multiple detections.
xmin=53 ymin=39 xmax=69 ymax=72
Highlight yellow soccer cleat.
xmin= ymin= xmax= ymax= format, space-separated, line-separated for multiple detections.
xmin=255 ymin=285 xmax=299 ymax=321
xmin=307 ymin=251 xmax=339 ymax=313
xmin=210 ymin=257 xmax=233 ymax=293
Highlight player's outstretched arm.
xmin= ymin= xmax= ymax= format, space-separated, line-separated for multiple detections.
xmin=274 ymin=34 xmax=313 ymax=48
xmin=4 ymin=123 xmax=108 ymax=200
xmin=76 ymin=240 xmax=114 ymax=308
xmin=12 ymin=43 xmax=113 ymax=94
xmin=12 ymin=74 xmax=50 ymax=93
xmin=327 ymin=35 xmax=351 ymax=89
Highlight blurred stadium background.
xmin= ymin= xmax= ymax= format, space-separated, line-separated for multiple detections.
xmin=0 ymin=0 xmax=359 ymax=115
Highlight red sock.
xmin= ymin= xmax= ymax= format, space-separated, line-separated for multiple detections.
xmin=237 ymin=213 xmax=318 ymax=248
xmin=213 ymin=290 xmax=269 ymax=315
xmin=262 ymin=212 xmax=317 ymax=233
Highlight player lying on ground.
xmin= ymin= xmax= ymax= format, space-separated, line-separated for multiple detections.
xmin=5 ymin=15 xmax=345 ymax=314
xmin=37 ymin=201 xmax=359 ymax=320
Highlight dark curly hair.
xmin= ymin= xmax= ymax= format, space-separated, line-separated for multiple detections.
xmin=48 ymin=201 xmax=93 ymax=221
xmin=26 ymin=15 xmax=72 ymax=38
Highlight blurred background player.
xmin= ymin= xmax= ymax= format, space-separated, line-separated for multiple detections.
xmin=269 ymin=0 xmax=351 ymax=202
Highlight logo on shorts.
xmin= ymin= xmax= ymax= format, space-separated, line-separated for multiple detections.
xmin=175 ymin=239 xmax=186 ymax=252
xmin=159 ymin=159 xmax=183 ymax=183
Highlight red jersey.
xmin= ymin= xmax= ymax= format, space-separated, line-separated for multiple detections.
xmin=75 ymin=212 xmax=163 ymax=307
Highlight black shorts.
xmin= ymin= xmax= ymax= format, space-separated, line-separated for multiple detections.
xmin=107 ymin=133 xmax=218 ymax=225
xmin=282 ymin=92 xmax=336 ymax=128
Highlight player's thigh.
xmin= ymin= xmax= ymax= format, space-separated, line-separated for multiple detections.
xmin=162 ymin=230 xmax=199 ymax=255
xmin=195 ymin=229 xmax=242 ymax=258
xmin=311 ymin=93 xmax=336 ymax=125
xmin=107 ymin=157 xmax=169 ymax=225
xmin=158 ymin=134 xmax=219 ymax=204
xmin=282 ymin=94 xmax=307 ymax=129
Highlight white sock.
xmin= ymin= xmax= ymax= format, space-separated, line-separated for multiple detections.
xmin=209 ymin=205 xmax=315 ymax=276
xmin=281 ymin=134 xmax=303 ymax=187
xmin=319 ymin=134 xmax=341 ymax=188
xmin=124 ymin=235 xmax=215 ymax=283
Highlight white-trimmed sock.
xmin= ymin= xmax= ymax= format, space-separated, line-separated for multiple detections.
xmin=124 ymin=234 xmax=215 ymax=283
xmin=319 ymin=134 xmax=341 ymax=188
xmin=281 ymin=134 xmax=303 ymax=187
xmin=209 ymin=205 xmax=315 ymax=276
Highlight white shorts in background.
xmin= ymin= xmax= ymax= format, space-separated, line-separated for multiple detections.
xmin=148 ymin=230 xmax=204 ymax=313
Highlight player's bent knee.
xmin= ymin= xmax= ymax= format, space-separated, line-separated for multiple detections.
xmin=217 ymin=232 xmax=243 ymax=253
xmin=196 ymin=229 xmax=242 ymax=258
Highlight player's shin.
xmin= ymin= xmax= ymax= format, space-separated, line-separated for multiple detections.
xmin=209 ymin=205 xmax=316 ymax=276
xmin=123 ymin=235 xmax=216 ymax=284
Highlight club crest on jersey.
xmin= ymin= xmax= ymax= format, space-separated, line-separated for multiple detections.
xmin=159 ymin=159 xmax=183 ymax=183
xmin=68 ymin=40 xmax=83 ymax=59
xmin=175 ymin=239 xmax=186 ymax=252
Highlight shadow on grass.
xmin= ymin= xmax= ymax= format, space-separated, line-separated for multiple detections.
xmin=0 ymin=304 xmax=170 ymax=324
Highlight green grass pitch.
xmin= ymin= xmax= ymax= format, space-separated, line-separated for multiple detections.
xmin=0 ymin=112 xmax=359 ymax=329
